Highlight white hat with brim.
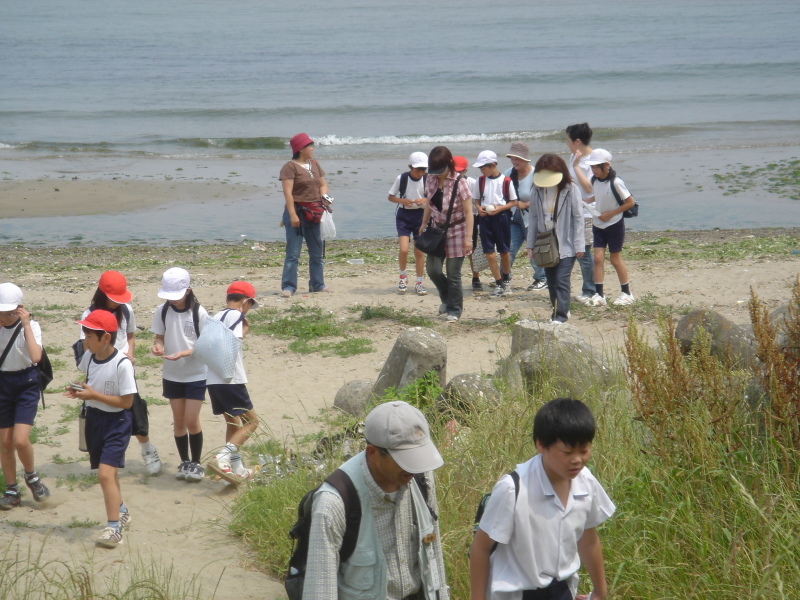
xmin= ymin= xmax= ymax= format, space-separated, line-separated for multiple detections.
xmin=585 ymin=148 xmax=612 ymax=166
xmin=0 ymin=283 xmax=23 ymax=311
xmin=409 ymin=152 xmax=428 ymax=169
xmin=157 ymin=267 xmax=191 ymax=301
xmin=533 ymin=170 xmax=564 ymax=188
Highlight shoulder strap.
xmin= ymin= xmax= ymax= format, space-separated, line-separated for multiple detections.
xmin=325 ymin=469 xmax=362 ymax=563
xmin=192 ymin=303 xmax=201 ymax=337
xmin=220 ymin=308 xmax=245 ymax=331
xmin=502 ymin=177 xmax=511 ymax=202
xmin=509 ymin=169 xmax=519 ymax=196
xmin=121 ymin=304 xmax=130 ymax=325
xmin=478 ymin=176 xmax=485 ymax=201
xmin=398 ymin=172 xmax=410 ymax=199
xmin=441 ymin=175 xmax=462 ymax=231
xmin=608 ymin=174 xmax=624 ymax=207
xmin=0 ymin=323 xmax=23 ymax=369
xmin=161 ymin=302 xmax=169 ymax=326
xmin=413 ymin=472 xmax=437 ymax=521
xmin=510 ymin=470 xmax=520 ymax=500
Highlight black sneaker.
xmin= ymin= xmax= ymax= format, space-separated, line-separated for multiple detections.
xmin=0 ymin=491 xmax=21 ymax=510
xmin=24 ymin=473 xmax=50 ymax=502
xmin=472 ymin=280 xmax=484 ymax=293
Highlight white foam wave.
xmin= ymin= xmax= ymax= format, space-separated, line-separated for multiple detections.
xmin=0 ymin=143 xmax=18 ymax=150
xmin=315 ymin=131 xmax=558 ymax=146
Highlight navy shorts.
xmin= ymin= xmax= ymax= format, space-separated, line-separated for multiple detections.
xmin=396 ymin=207 xmax=424 ymax=239
xmin=207 ymin=384 xmax=254 ymax=417
xmin=86 ymin=407 xmax=132 ymax=469
xmin=479 ymin=211 xmax=512 ymax=254
xmin=0 ymin=367 xmax=40 ymax=428
xmin=163 ymin=378 xmax=206 ymax=401
xmin=593 ymin=218 xmax=625 ymax=253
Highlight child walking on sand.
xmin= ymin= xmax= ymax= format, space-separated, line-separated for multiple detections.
xmin=67 ymin=310 xmax=136 ymax=548
xmin=388 ymin=152 xmax=429 ymax=295
xmin=470 ymin=398 xmax=615 ymax=600
xmin=0 ymin=283 xmax=50 ymax=510
xmin=78 ymin=270 xmax=161 ymax=475
xmin=205 ymin=281 xmax=260 ymax=485
xmin=151 ymin=267 xmax=209 ymax=482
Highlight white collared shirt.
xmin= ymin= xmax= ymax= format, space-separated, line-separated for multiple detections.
xmin=479 ymin=454 xmax=615 ymax=599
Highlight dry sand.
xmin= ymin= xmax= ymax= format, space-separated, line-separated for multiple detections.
xmin=1 ymin=229 xmax=799 ymax=599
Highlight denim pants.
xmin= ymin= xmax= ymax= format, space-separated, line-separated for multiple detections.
xmin=510 ymin=221 xmax=546 ymax=282
xmin=426 ymin=255 xmax=465 ymax=318
xmin=544 ymin=256 xmax=576 ymax=322
xmin=281 ymin=209 xmax=325 ymax=293
xmin=577 ymin=244 xmax=596 ymax=297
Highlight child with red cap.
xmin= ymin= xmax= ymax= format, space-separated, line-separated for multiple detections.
xmin=78 ymin=271 xmax=161 ymax=476
xmin=205 ymin=281 xmax=261 ymax=484
xmin=67 ymin=309 xmax=137 ymax=548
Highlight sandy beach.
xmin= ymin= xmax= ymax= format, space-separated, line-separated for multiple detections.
xmin=0 ymin=220 xmax=798 ymax=598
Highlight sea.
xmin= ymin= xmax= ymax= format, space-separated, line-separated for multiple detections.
xmin=2 ymin=0 xmax=800 ymax=245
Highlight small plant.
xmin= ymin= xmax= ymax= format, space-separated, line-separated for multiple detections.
xmin=59 ymin=403 xmax=81 ymax=423
xmin=56 ymin=472 xmax=99 ymax=491
xmin=144 ymin=395 xmax=169 ymax=406
xmin=67 ymin=517 xmax=100 ymax=528
xmin=358 ymin=304 xmax=432 ymax=327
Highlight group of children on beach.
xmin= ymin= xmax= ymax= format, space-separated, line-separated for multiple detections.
xmin=0 ymin=269 xmax=261 ymax=548
xmin=388 ymin=123 xmax=635 ymax=309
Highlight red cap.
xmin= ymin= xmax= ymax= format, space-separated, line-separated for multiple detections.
xmin=453 ymin=156 xmax=469 ymax=172
xmin=98 ymin=270 xmax=132 ymax=304
xmin=76 ymin=309 xmax=119 ymax=332
xmin=290 ymin=133 xmax=314 ymax=154
xmin=227 ymin=281 xmax=258 ymax=307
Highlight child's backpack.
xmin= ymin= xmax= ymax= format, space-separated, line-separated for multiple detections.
xmin=478 ymin=176 xmax=513 ymax=205
xmin=398 ymin=171 xmax=428 ymax=199
xmin=472 ymin=470 xmax=520 ymax=554
xmin=591 ymin=173 xmax=639 ymax=218
xmin=285 ymin=469 xmax=431 ymax=600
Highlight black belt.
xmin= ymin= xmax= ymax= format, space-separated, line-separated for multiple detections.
xmin=521 ymin=579 xmax=570 ymax=600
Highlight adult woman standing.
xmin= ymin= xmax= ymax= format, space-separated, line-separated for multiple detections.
xmin=279 ymin=133 xmax=332 ymax=297
xmin=526 ymin=154 xmax=585 ymax=323
xmin=419 ymin=146 xmax=474 ymax=322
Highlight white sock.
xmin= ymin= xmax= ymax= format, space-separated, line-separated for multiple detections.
xmin=416 ymin=276 xmax=423 ymax=283
xmin=139 ymin=441 xmax=153 ymax=454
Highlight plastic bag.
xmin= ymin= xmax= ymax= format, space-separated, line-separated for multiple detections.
xmin=321 ymin=209 xmax=336 ymax=241
xmin=191 ymin=316 xmax=241 ymax=382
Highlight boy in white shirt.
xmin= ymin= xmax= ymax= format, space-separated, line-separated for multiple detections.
xmin=388 ymin=152 xmax=429 ymax=295
xmin=470 ymin=398 xmax=615 ymax=600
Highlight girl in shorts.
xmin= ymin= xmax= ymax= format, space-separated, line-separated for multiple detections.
xmin=150 ymin=267 xmax=208 ymax=482
xmin=78 ymin=271 xmax=161 ymax=475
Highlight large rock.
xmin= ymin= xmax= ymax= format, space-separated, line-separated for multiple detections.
xmin=333 ymin=380 xmax=374 ymax=416
xmin=511 ymin=319 xmax=597 ymax=358
xmin=372 ymin=328 xmax=447 ymax=397
xmin=675 ymin=309 xmax=757 ymax=369
xmin=436 ymin=373 xmax=501 ymax=417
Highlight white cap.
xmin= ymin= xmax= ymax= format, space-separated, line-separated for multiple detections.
xmin=157 ymin=267 xmax=191 ymax=301
xmin=0 ymin=283 xmax=23 ymax=311
xmin=409 ymin=152 xmax=428 ymax=169
xmin=364 ymin=401 xmax=444 ymax=474
xmin=585 ymin=148 xmax=612 ymax=165
xmin=473 ymin=150 xmax=498 ymax=168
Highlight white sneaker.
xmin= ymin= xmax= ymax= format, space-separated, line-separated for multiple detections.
xmin=490 ymin=285 xmax=504 ymax=298
xmin=142 ymin=447 xmax=162 ymax=475
xmin=574 ymin=294 xmax=594 ymax=306
xmin=588 ymin=294 xmax=607 ymax=307
xmin=445 ymin=314 xmax=459 ymax=322
xmin=613 ymin=292 xmax=635 ymax=306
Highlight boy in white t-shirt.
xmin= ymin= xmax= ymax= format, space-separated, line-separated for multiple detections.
xmin=388 ymin=152 xmax=429 ymax=295
xmin=470 ymin=398 xmax=615 ymax=600
xmin=67 ymin=309 xmax=137 ymax=549
xmin=471 ymin=150 xmax=518 ymax=298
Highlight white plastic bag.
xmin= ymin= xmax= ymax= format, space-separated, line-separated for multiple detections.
xmin=191 ymin=316 xmax=240 ymax=382
xmin=321 ymin=209 xmax=336 ymax=241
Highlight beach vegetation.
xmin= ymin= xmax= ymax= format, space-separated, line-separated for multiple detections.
xmin=58 ymin=402 xmax=81 ymax=423
xmin=55 ymin=473 xmax=98 ymax=491
xmin=713 ymin=158 xmax=800 ymax=200
xmin=356 ymin=304 xmax=433 ymax=327
xmin=144 ymin=395 xmax=169 ymax=406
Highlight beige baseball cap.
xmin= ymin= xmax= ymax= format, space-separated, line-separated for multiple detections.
xmin=364 ymin=401 xmax=444 ymax=473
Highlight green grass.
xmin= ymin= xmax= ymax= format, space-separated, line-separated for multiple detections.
xmin=66 ymin=517 xmax=100 ymax=528
xmin=58 ymin=403 xmax=81 ymax=423
xmin=144 ymin=395 xmax=169 ymax=406
xmin=356 ymin=304 xmax=433 ymax=327
xmin=134 ymin=337 xmax=163 ymax=367
xmin=625 ymin=233 xmax=800 ymax=262
xmin=55 ymin=473 xmax=98 ymax=491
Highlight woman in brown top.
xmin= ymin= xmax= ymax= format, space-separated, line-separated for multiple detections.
xmin=279 ymin=133 xmax=332 ymax=296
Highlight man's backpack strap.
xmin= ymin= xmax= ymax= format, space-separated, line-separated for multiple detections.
xmin=413 ymin=472 xmax=437 ymax=521
xmin=326 ymin=469 xmax=362 ymax=563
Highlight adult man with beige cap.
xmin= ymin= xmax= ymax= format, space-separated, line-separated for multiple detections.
xmin=302 ymin=400 xmax=449 ymax=600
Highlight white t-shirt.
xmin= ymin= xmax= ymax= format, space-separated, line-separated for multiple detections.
xmin=0 ymin=320 xmax=42 ymax=372
xmin=150 ymin=302 xmax=209 ymax=382
xmin=479 ymin=454 xmax=615 ymax=600
xmin=568 ymin=152 xmax=596 ymax=219
xmin=205 ymin=308 xmax=247 ymax=385
xmin=388 ymin=173 xmax=427 ymax=209
xmin=79 ymin=304 xmax=136 ymax=355
xmin=79 ymin=349 xmax=137 ymax=413
xmin=471 ymin=174 xmax=518 ymax=207
xmin=464 ymin=176 xmax=478 ymax=214
xmin=591 ymin=175 xmax=631 ymax=230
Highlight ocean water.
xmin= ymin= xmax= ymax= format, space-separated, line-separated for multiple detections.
xmin=2 ymin=0 xmax=800 ymax=244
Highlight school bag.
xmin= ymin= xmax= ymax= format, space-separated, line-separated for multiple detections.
xmin=592 ymin=173 xmax=639 ymax=218
xmin=478 ymin=175 xmax=513 ymax=207
xmin=472 ymin=470 xmax=520 ymax=554
xmin=285 ymin=468 xmax=432 ymax=600
xmin=398 ymin=171 xmax=428 ymax=199
xmin=1 ymin=322 xmax=53 ymax=408
xmin=162 ymin=301 xmax=201 ymax=337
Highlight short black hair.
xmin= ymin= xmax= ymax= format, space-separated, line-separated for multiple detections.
xmin=565 ymin=123 xmax=593 ymax=146
xmin=82 ymin=326 xmax=118 ymax=347
xmin=533 ymin=398 xmax=596 ymax=448
xmin=227 ymin=293 xmax=249 ymax=303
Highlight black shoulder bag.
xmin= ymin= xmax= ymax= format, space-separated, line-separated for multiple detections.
xmin=415 ymin=176 xmax=462 ymax=258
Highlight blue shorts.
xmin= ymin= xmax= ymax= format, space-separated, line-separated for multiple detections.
xmin=207 ymin=384 xmax=254 ymax=417
xmin=396 ymin=207 xmax=424 ymax=239
xmin=0 ymin=367 xmax=40 ymax=428
xmin=593 ymin=218 xmax=625 ymax=253
xmin=479 ymin=211 xmax=512 ymax=254
xmin=86 ymin=407 xmax=132 ymax=469
xmin=162 ymin=378 xmax=206 ymax=401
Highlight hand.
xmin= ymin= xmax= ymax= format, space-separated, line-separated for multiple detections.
xmin=126 ymin=352 xmax=136 ymax=364
xmin=163 ymin=351 xmax=186 ymax=361
xmin=465 ymin=240 xmax=473 ymax=254
xmin=65 ymin=382 xmax=95 ymax=400
xmin=151 ymin=343 xmax=164 ymax=357
xmin=577 ymin=251 xmax=584 ymax=258
xmin=599 ymin=211 xmax=612 ymax=222
xmin=477 ymin=206 xmax=487 ymax=217
xmin=527 ymin=248 xmax=534 ymax=259
xmin=403 ymin=198 xmax=414 ymax=208
xmin=290 ymin=214 xmax=301 ymax=227
xmin=573 ymin=149 xmax=583 ymax=165
xmin=14 ymin=306 xmax=31 ymax=325
xmin=418 ymin=227 xmax=425 ymax=237
xmin=517 ymin=201 xmax=530 ymax=211
xmin=414 ymin=197 xmax=427 ymax=207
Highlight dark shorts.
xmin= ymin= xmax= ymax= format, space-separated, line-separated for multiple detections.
xmin=396 ymin=207 xmax=424 ymax=239
xmin=0 ymin=367 xmax=40 ymax=428
xmin=207 ymin=384 xmax=254 ymax=417
xmin=593 ymin=218 xmax=625 ymax=253
xmin=163 ymin=378 xmax=206 ymax=401
xmin=521 ymin=579 xmax=571 ymax=600
xmin=472 ymin=217 xmax=479 ymax=246
xmin=479 ymin=211 xmax=512 ymax=254
xmin=86 ymin=407 xmax=132 ymax=469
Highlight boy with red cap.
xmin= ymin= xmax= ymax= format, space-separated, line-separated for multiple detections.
xmin=205 ymin=281 xmax=261 ymax=484
xmin=67 ymin=309 xmax=137 ymax=548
